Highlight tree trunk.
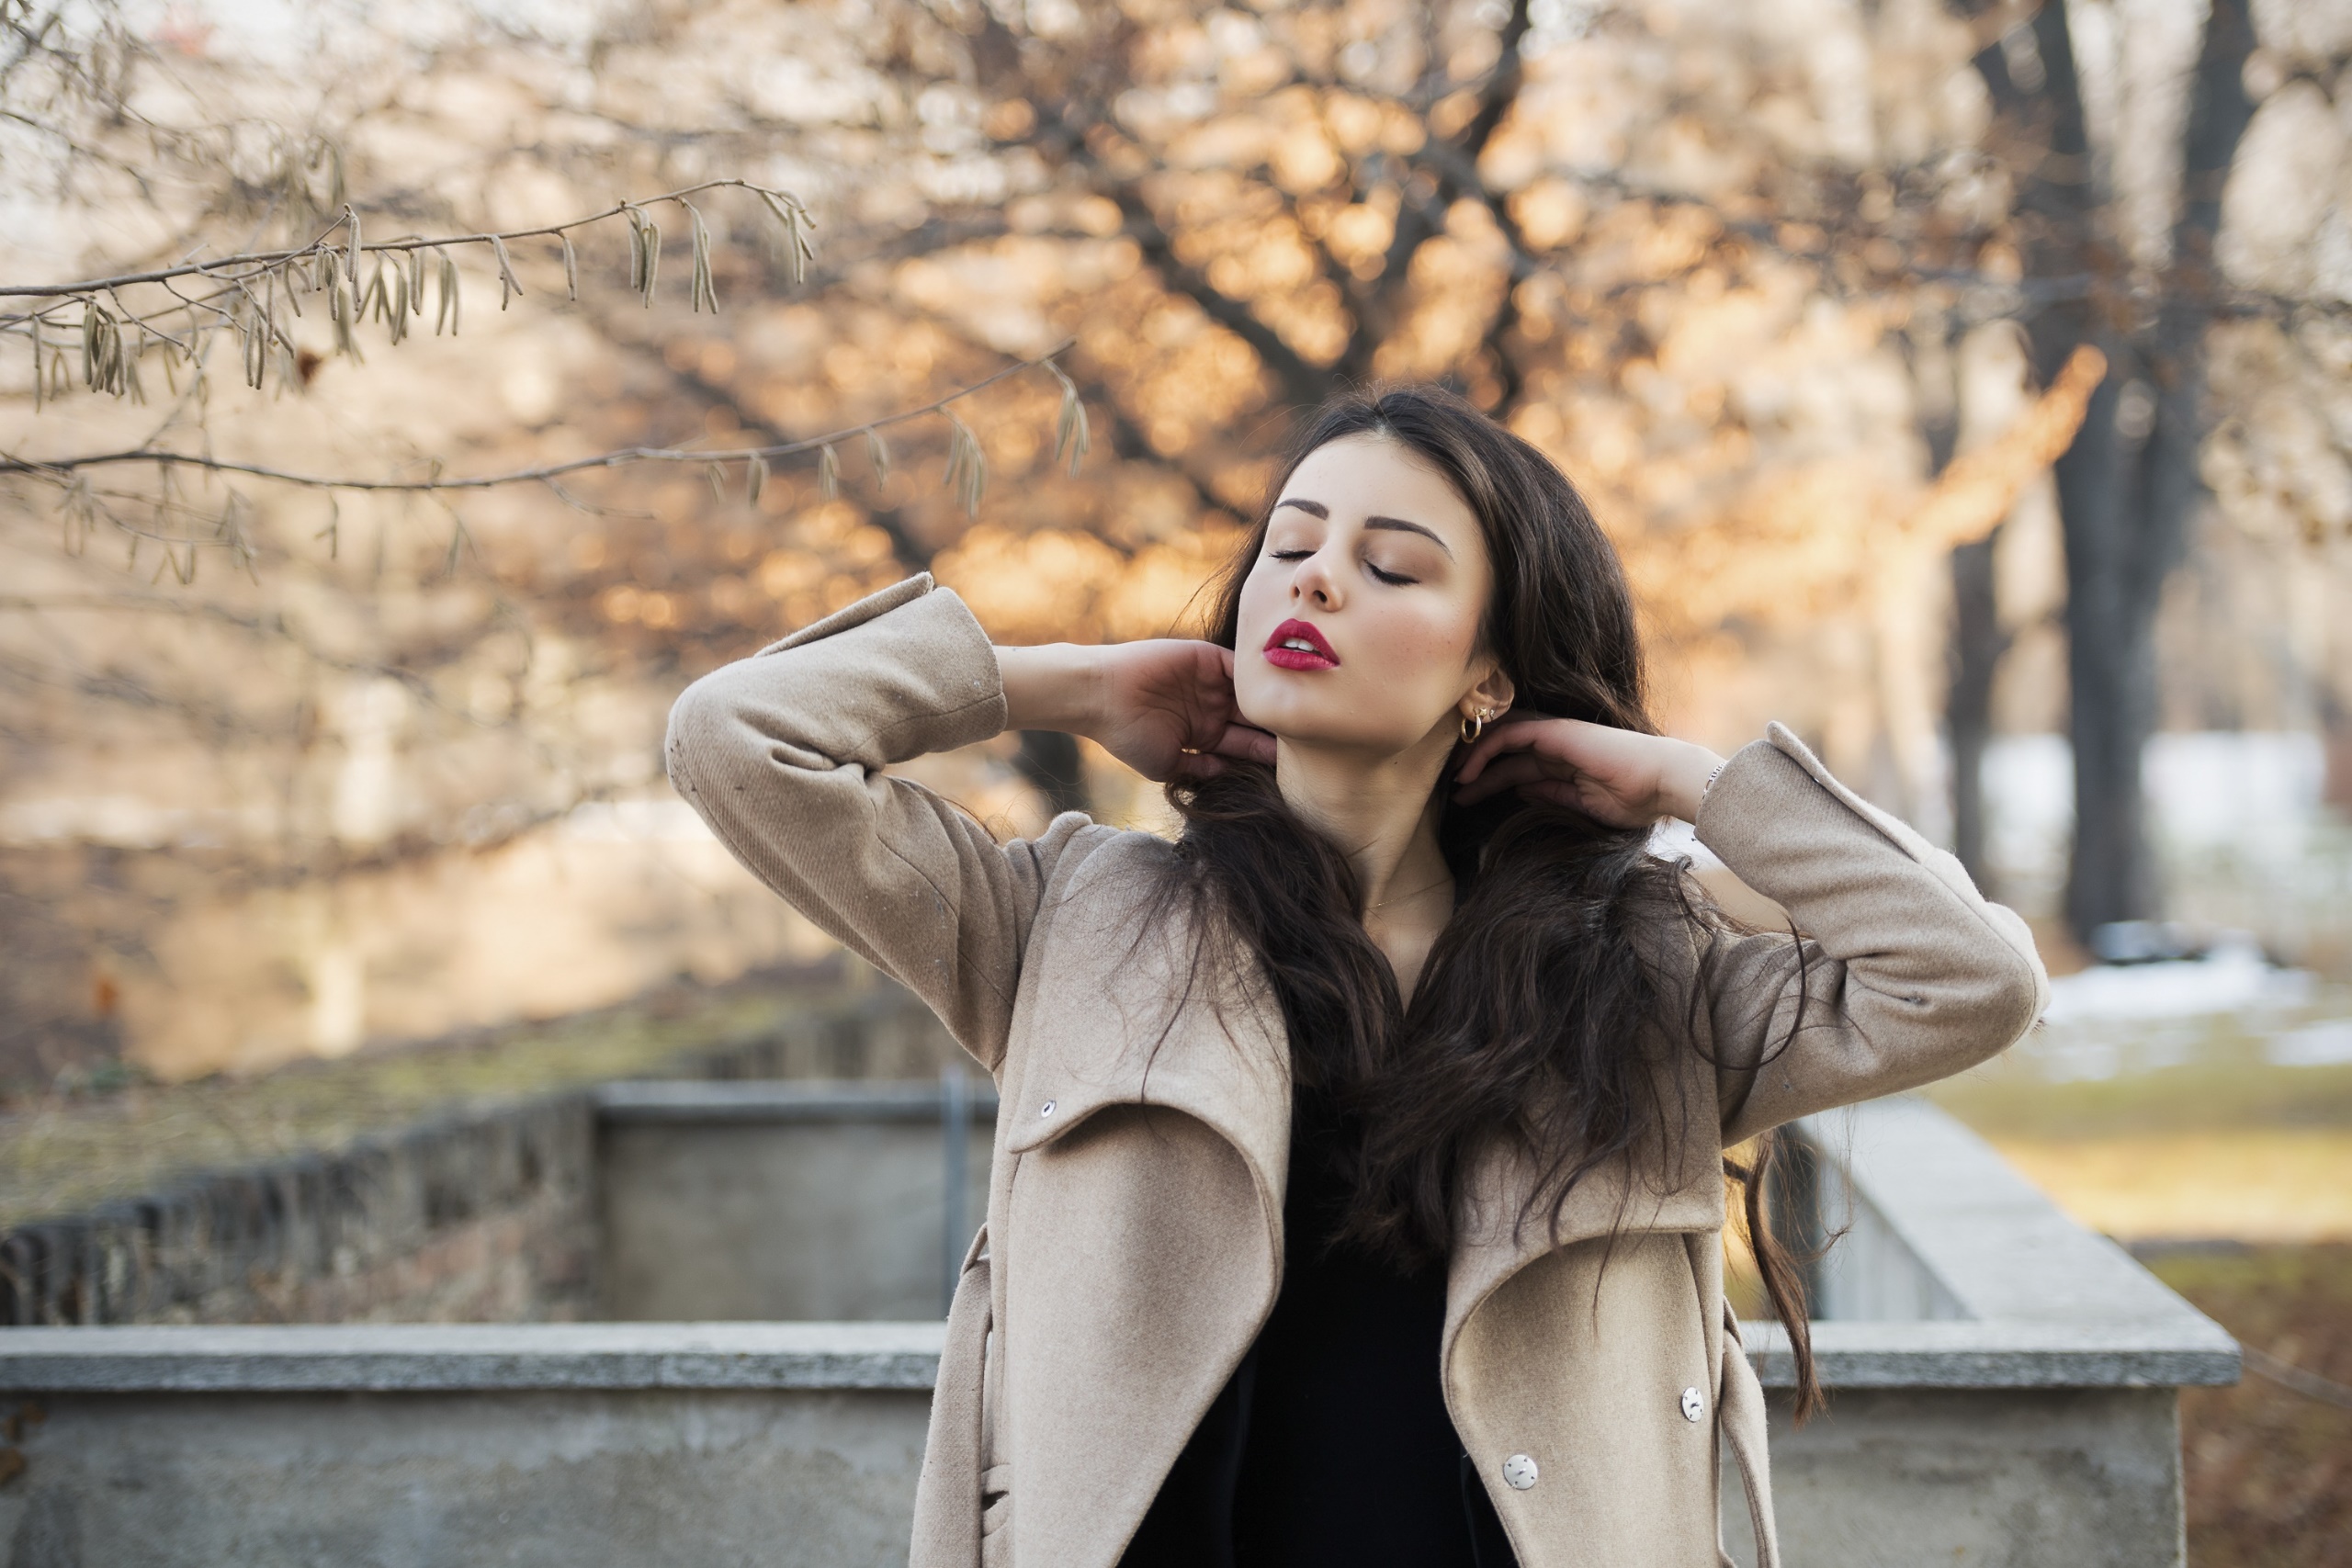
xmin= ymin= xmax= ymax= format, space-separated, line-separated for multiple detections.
xmin=1948 ymin=532 xmax=2007 ymax=889
xmin=1962 ymin=0 xmax=2254 ymax=943
xmin=2047 ymin=354 xmax=2160 ymax=935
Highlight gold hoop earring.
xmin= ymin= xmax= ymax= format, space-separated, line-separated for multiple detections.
xmin=1460 ymin=710 xmax=1487 ymax=746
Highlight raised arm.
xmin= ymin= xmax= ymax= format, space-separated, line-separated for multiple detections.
xmin=663 ymin=575 xmax=1083 ymax=1071
xmin=664 ymin=574 xmax=1273 ymax=1073
xmin=1690 ymin=723 xmax=2050 ymax=1144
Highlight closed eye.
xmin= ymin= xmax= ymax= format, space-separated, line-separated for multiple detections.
xmin=1367 ymin=563 xmax=1417 ymax=585
xmin=1269 ymin=548 xmax=1313 ymax=561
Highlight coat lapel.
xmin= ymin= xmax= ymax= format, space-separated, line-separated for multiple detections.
xmin=989 ymin=837 xmax=1295 ymax=1568
xmin=1442 ymin=1070 xmax=1725 ymax=1363
xmin=999 ymin=836 xmax=1292 ymax=1209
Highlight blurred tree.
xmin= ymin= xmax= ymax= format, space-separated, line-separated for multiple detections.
xmin=1951 ymin=0 xmax=2258 ymax=943
xmin=5 ymin=0 xmax=2344 ymax=1078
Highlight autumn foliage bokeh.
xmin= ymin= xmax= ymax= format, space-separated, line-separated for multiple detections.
xmin=2 ymin=0 xmax=2348 ymax=1080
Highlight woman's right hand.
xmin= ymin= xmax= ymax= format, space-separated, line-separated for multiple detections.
xmin=997 ymin=640 xmax=1275 ymax=783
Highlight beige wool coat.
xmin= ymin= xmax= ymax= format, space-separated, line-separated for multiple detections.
xmin=664 ymin=573 xmax=2050 ymax=1568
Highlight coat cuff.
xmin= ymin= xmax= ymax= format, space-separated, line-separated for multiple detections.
xmin=744 ymin=571 xmax=1010 ymax=764
xmin=1693 ymin=720 xmax=2052 ymax=1021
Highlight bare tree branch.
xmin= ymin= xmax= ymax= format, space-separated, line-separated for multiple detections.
xmin=0 ymin=177 xmax=811 ymax=301
xmin=1 ymin=343 xmax=1075 ymax=494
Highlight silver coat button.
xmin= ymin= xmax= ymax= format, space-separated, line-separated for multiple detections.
xmin=1680 ymin=1386 xmax=1704 ymax=1423
xmin=1038 ymin=1100 xmax=1057 ymax=1118
xmin=1501 ymin=1453 xmax=1538 ymax=1491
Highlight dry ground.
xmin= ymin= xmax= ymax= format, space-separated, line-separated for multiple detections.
xmin=1926 ymin=1010 xmax=2352 ymax=1568
xmin=2142 ymin=1245 xmax=2352 ymax=1568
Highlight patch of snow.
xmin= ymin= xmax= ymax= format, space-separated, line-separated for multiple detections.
xmin=2267 ymin=1019 xmax=2352 ymax=1068
xmin=2041 ymin=949 xmax=2314 ymax=1025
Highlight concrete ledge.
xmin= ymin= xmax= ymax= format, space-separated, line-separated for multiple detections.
xmin=1803 ymin=1099 xmax=2232 ymax=1332
xmin=1742 ymin=1319 xmax=2240 ymax=1388
xmin=595 ymin=1080 xmax=999 ymax=1123
xmin=0 ymin=1322 xmax=946 ymax=1393
xmin=0 ymin=1313 xmax=2237 ymax=1398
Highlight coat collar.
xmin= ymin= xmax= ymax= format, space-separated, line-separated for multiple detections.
xmin=1001 ymin=832 xmax=1724 ymax=1338
xmin=1443 ymin=1122 xmax=1725 ymax=1353
xmin=1001 ymin=837 xmax=1295 ymax=1235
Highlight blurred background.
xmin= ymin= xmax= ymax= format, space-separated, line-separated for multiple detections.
xmin=1 ymin=0 xmax=2347 ymax=1558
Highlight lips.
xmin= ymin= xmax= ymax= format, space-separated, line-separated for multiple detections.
xmin=1262 ymin=617 xmax=1340 ymax=671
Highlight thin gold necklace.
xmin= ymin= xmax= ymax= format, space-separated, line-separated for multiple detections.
xmin=1364 ymin=873 xmax=1452 ymax=913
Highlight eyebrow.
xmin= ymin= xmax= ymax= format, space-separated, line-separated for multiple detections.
xmin=1271 ymin=497 xmax=1454 ymax=558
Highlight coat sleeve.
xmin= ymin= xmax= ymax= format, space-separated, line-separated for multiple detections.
xmin=1692 ymin=722 xmax=2051 ymax=1145
xmin=662 ymin=573 xmax=1091 ymax=1073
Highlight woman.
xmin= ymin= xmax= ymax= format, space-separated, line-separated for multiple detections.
xmin=665 ymin=384 xmax=2047 ymax=1568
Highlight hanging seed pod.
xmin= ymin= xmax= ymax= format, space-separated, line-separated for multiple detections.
xmin=409 ymin=246 xmax=427 ymax=314
xmin=943 ymin=413 xmax=987 ymax=518
xmin=345 ymin=207 xmax=363 ymax=286
xmin=491 ymin=234 xmax=524 ymax=310
xmin=707 ymin=461 xmax=727 ymax=502
xmin=330 ymin=265 xmax=363 ymax=361
xmin=1048 ymin=363 xmax=1091 ymax=477
xmin=29 ymin=312 xmax=42 ymax=412
xmin=80 ymin=300 xmax=101 ymax=389
xmin=560 ymin=232 xmax=579 ymax=302
xmin=943 ymin=418 xmax=968 ymax=496
xmin=386 ymin=260 xmax=410 ymax=344
xmin=319 ymin=140 xmax=347 ymax=216
xmin=686 ymin=202 xmax=718 ymax=314
xmin=755 ymin=188 xmax=817 ymax=286
xmin=818 ymin=442 xmax=841 ymax=502
xmin=81 ymin=301 xmax=126 ymax=396
xmin=435 ymin=248 xmax=460 ymax=336
xmin=625 ymin=206 xmax=661 ymax=307
xmin=364 ymin=254 xmax=389 ymax=322
xmin=865 ymin=426 xmax=892 ymax=486
xmin=60 ymin=475 xmax=96 ymax=554
xmin=748 ymin=453 xmax=769 ymax=505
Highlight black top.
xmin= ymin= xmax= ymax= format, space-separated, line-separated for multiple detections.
xmin=1120 ymin=1081 xmax=1518 ymax=1568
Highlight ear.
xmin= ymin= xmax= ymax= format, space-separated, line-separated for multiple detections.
xmin=1462 ymin=660 xmax=1516 ymax=721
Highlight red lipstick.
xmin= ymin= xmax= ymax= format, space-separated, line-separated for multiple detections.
xmin=1263 ymin=617 xmax=1340 ymax=671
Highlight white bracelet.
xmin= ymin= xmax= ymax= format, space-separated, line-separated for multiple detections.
xmin=1700 ymin=758 xmax=1729 ymax=804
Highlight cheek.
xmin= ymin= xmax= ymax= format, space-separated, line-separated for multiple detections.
xmin=1357 ymin=600 xmax=1479 ymax=682
xmin=1232 ymin=569 xmax=1300 ymax=673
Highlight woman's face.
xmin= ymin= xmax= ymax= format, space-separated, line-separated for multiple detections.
xmin=1232 ymin=431 xmax=1511 ymax=756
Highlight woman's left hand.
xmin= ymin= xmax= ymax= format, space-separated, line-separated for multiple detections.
xmin=1452 ymin=716 xmax=1725 ymax=827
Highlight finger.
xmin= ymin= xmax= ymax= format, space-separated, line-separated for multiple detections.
xmin=1454 ymin=717 xmax=1547 ymax=784
xmin=1171 ymin=750 xmax=1228 ymax=781
xmin=1210 ymin=722 xmax=1276 ymax=765
xmin=1519 ymin=778 xmax=1651 ymax=829
xmin=1452 ymin=751 xmax=1552 ymax=804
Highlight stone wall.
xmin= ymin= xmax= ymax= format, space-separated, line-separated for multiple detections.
xmin=0 ymin=1095 xmax=599 ymax=1328
xmin=0 ymin=987 xmax=947 ymax=1326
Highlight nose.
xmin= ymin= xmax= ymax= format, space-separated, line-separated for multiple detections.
xmin=1289 ymin=546 xmax=1343 ymax=610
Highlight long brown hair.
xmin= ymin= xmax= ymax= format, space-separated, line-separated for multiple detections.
xmin=1163 ymin=383 xmax=1826 ymax=1420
